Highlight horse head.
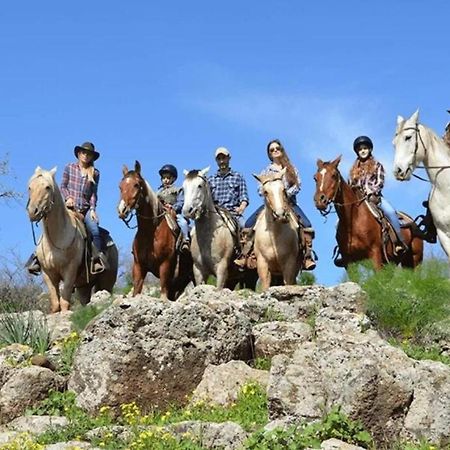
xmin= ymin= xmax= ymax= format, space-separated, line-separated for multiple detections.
xmin=182 ymin=167 xmax=210 ymax=220
xmin=118 ymin=160 xmax=145 ymax=219
xmin=313 ymin=155 xmax=342 ymax=211
xmin=27 ymin=166 xmax=58 ymax=222
xmin=254 ymin=169 xmax=290 ymax=222
xmin=393 ymin=109 xmax=421 ymax=181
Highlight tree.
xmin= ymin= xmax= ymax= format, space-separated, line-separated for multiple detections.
xmin=0 ymin=155 xmax=21 ymax=200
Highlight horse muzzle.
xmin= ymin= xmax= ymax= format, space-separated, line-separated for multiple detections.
xmin=393 ymin=165 xmax=412 ymax=181
xmin=117 ymin=201 xmax=132 ymax=219
xmin=27 ymin=201 xmax=46 ymax=222
xmin=272 ymin=210 xmax=289 ymax=223
xmin=314 ymin=193 xmax=329 ymax=211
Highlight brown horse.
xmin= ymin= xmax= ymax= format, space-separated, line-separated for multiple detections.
xmin=313 ymin=156 xmax=423 ymax=269
xmin=118 ymin=161 xmax=193 ymax=300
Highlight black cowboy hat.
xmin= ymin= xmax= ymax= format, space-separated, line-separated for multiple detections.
xmin=74 ymin=142 xmax=100 ymax=161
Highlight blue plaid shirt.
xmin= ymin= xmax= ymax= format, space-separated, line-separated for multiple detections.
xmin=208 ymin=169 xmax=249 ymax=213
xmin=60 ymin=162 xmax=99 ymax=213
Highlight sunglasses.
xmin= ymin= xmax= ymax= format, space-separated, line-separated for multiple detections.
xmin=269 ymin=147 xmax=282 ymax=153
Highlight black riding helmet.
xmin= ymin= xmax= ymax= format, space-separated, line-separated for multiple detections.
xmin=158 ymin=164 xmax=178 ymax=180
xmin=353 ymin=136 xmax=373 ymax=153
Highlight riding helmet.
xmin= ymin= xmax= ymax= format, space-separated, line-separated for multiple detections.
xmin=353 ymin=136 xmax=373 ymax=153
xmin=158 ymin=164 xmax=178 ymax=180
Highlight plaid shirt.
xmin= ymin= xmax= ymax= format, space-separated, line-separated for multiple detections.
xmin=60 ymin=162 xmax=99 ymax=213
xmin=259 ymin=163 xmax=301 ymax=201
xmin=349 ymin=158 xmax=385 ymax=197
xmin=208 ymin=169 xmax=249 ymax=212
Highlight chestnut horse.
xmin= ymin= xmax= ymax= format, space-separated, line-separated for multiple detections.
xmin=118 ymin=161 xmax=193 ymax=300
xmin=314 ymin=156 xmax=423 ymax=269
xmin=27 ymin=167 xmax=118 ymax=313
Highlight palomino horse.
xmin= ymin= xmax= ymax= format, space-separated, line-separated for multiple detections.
xmin=118 ymin=161 xmax=192 ymax=300
xmin=314 ymin=156 xmax=423 ymax=269
xmin=182 ymin=168 xmax=246 ymax=289
xmin=253 ymin=169 xmax=302 ymax=290
xmin=27 ymin=167 xmax=118 ymax=313
xmin=393 ymin=110 xmax=450 ymax=270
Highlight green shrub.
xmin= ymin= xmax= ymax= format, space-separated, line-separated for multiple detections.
xmin=392 ymin=339 xmax=450 ymax=366
xmin=244 ymin=406 xmax=374 ymax=449
xmin=345 ymin=260 xmax=450 ymax=340
xmin=298 ymin=272 xmax=316 ymax=286
xmin=54 ymin=331 xmax=81 ymax=375
xmin=251 ymin=356 xmax=272 ymax=371
xmin=0 ymin=311 xmax=51 ymax=354
xmin=70 ymin=302 xmax=110 ymax=333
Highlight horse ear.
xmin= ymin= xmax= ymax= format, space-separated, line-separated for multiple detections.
xmin=34 ymin=166 xmax=42 ymax=175
xmin=411 ymin=108 xmax=420 ymax=123
xmin=332 ymin=155 xmax=342 ymax=166
xmin=317 ymin=159 xmax=324 ymax=169
xmin=199 ymin=166 xmax=210 ymax=177
xmin=122 ymin=165 xmax=129 ymax=176
xmin=135 ymin=161 xmax=141 ymax=174
xmin=183 ymin=169 xmax=189 ymax=177
xmin=49 ymin=166 xmax=57 ymax=177
xmin=397 ymin=115 xmax=404 ymax=125
xmin=253 ymin=173 xmax=262 ymax=183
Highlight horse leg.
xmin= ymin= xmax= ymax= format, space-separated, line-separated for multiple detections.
xmin=159 ymin=259 xmax=174 ymax=300
xmin=369 ymin=249 xmax=384 ymax=270
xmin=43 ymin=272 xmax=60 ymax=314
xmin=283 ymin=258 xmax=298 ymax=285
xmin=132 ymin=262 xmax=146 ymax=296
xmin=193 ymin=264 xmax=206 ymax=285
xmin=215 ymin=259 xmax=230 ymax=289
xmin=257 ymin=259 xmax=271 ymax=291
xmin=61 ymin=269 xmax=78 ymax=312
xmin=436 ymin=229 xmax=450 ymax=275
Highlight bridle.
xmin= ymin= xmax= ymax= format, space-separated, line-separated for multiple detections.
xmin=261 ymin=177 xmax=290 ymax=219
xmin=397 ymin=124 xmax=450 ymax=183
xmin=120 ymin=174 xmax=165 ymax=229
xmin=317 ymin=170 xmax=366 ymax=218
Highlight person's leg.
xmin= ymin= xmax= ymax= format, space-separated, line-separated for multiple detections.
xmin=380 ymin=197 xmax=406 ymax=252
xmin=292 ymin=205 xmax=316 ymax=270
xmin=176 ymin=214 xmax=190 ymax=252
xmin=84 ymin=212 xmax=108 ymax=272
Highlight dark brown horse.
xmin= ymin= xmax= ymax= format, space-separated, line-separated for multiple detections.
xmin=118 ymin=161 xmax=193 ymax=300
xmin=313 ymin=156 xmax=423 ymax=269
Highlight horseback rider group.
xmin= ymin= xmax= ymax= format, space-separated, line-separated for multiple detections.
xmin=28 ymin=112 xmax=449 ymax=277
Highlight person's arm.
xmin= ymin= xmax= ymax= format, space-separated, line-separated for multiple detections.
xmin=173 ymin=188 xmax=184 ymax=214
xmin=60 ymin=164 xmax=70 ymax=200
xmin=89 ymin=169 xmax=99 ymax=213
xmin=286 ymin=166 xmax=301 ymax=197
xmin=236 ymin=174 xmax=249 ymax=215
xmin=368 ymin=162 xmax=384 ymax=196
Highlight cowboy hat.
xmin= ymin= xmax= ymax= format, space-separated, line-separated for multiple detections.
xmin=74 ymin=142 xmax=100 ymax=161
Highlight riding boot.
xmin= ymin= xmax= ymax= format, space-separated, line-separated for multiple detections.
xmin=90 ymin=245 xmax=109 ymax=274
xmin=234 ymin=227 xmax=255 ymax=270
xmin=25 ymin=253 xmax=41 ymax=276
xmin=302 ymin=227 xmax=317 ymax=271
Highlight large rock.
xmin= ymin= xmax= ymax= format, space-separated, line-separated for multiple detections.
xmin=68 ymin=289 xmax=253 ymax=413
xmin=190 ymin=360 xmax=269 ymax=406
xmin=267 ymin=292 xmax=450 ymax=447
xmin=5 ymin=415 xmax=68 ymax=434
xmin=0 ymin=366 xmax=65 ymax=424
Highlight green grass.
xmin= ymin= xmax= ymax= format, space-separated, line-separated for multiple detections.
xmin=345 ymin=260 xmax=450 ymax=340
xmin=70 ymin=302 xmax=110 ymax=333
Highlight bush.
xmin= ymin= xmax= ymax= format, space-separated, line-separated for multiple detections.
xmin=70 ymin=302 xmax=110 ymax=333
xmin=345 ymin=260 xmax=450 ymax=340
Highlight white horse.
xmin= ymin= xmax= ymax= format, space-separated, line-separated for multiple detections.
xmin=393 ymin=109 xmax=450 ymax=268
xmin=27 ymin=167 xmax=118 ymax=312
xmin=253 ymin=169 xmax=302 ymax=290
xmin=182 ymin=167 xmax=237 ymax=288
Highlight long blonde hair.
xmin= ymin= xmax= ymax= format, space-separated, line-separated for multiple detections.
xmin=266 ymin=139 xmax=299 ymax=188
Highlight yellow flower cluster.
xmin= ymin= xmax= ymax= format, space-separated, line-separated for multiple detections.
xmin=0 ymin=432 xmax=44 ymax=450
xmin=126 ymin=428 xmax=177 ymax=450
xmin=120 ymin=401 xmax=142 ymax=425
xmin=53 ymin=331 xmax=80 ymax=349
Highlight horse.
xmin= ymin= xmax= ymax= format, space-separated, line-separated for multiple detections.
xmin=313 ymin=156 xmax=423 ymax=270
xmin=253 ymin=169 xmax=303 ymax=290
xmin=182 ymin=167 xmax=254 ymax=289
xmin=27 ymin=167 xmax=118 ymax=313
xmin=118 ymin=161 xmax=192 ymax=300
xmin=393 ymin=109 xmax=450 ymax=269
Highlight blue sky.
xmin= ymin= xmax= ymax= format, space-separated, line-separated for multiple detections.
xmin=0 ymin=1 xmax=448 ymax=286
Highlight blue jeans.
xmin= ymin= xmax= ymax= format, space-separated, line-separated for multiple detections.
xmin=245 ymin=203 xmax=312 ymax=228
xmin=380 ymin=197 xmax=403 ymax=242
xmin=84 ymin=211 xmax=102 ymax=251
xmin=177 ymin=214 xmax=190 ymax=239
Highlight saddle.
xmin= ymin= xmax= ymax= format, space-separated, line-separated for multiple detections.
xmin=215 ymin=206 xmax=241 ymax=251
xmin=364 ymin=200 xmax=413 ymax=257
xmin=163 ymin=210 xmax=186 ymax=254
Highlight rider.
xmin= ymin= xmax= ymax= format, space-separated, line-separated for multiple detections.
xmin=208 ymin=147 xmax=249 ymax=228
xmin=157 ymin=164 xmax=190 ymax=252
xmin=234 ymin=139 xmax=316 ymax=271
xmin=349 ymin=135 xmax=407 ymax=255
xmin=26 ymin=141 xmax=107 ymax=275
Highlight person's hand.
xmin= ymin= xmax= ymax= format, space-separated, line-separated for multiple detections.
xmin=90 ymin=209 xmax=99 ymax=223
xmin=368 ymin=194 xmax=379 ymax=205
xmin=65 ymin=198 xmax=74 ymax=209
xmin=235 ymin=203 xmax=247 ymax=215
